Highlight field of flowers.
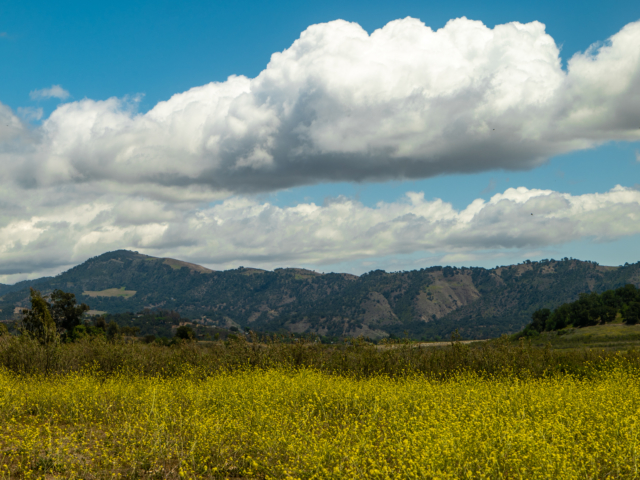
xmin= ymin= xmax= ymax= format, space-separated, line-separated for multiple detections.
xmin=1 ymin=364 xmax=640 ymax=479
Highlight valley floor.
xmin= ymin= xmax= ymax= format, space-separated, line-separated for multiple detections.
xmin=2 ymin=334 xmax=640 ymax=478
xmin=2 ymin=367 xmax=640 ymax=479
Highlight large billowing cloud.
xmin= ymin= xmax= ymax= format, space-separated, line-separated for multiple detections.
xmin=1 ymin=185 xmax=639 ymax=282
xmin=1 ymin=17 xmax=640 ymax=195
xmin=2 ymin=16 xmax=640 ymax=281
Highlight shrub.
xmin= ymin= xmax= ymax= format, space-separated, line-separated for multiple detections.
xmin=175 ymin=325 xmax=195 ymax=341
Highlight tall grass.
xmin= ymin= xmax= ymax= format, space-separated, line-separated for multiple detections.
xmin=1 ymin=333 xmax=640 ymax=379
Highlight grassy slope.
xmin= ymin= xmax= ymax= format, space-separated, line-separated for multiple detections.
xmin=83 ymin=287 xmax=137 ymax=298
xmin=527 ymin=323 xmax=640 ymax=350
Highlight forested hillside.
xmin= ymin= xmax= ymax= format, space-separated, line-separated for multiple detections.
xmin=1 ymin=250 xmax=639 ymax=339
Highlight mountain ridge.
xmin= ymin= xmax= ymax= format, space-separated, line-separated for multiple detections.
xmin=1 ymin=250 xmax=639 ymax=340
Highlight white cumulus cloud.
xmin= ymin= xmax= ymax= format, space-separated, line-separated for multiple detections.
xmin=29 ymin=85 xmax=70 ymax=101
xmin=0 ymin=17 xmax=638 ymax=196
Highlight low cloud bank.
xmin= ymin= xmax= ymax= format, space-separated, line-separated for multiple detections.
xmin=1 ymin=185 xmax=638 ymax=282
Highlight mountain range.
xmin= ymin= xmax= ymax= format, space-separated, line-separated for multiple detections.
xmin=1 ymin=250 xmax=639 ymax=340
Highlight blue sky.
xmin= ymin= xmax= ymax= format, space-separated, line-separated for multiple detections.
xmin=2 ymin=0 xmax=639 ymax=115
xmin=1 ymin=0 xmax=639 ymax=281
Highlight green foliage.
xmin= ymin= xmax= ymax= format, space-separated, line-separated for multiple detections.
xmin=175 ymin=325 xmax=195 ymax=341
xmin=19 ymin=288 xmax=98 ymax=343
xmin=2 ymin=251 xmax=640 ymax=340
xmin=49 ymin=289 xmax=90 ymax=332
xmin=69 ymin=324 xmax=88 ymax=341
xmin=102 ymin=309 xmax=230 ymax=341
xmin=21 ymin=288 xmax=58 ymax=345
xmin=624 ymin=302 xmax=640 ymax=325
xmin=106 ymin=322 xmax=120 ymax=341
xmin=94 ymin=316 xmax=107 ymax=331
xmin=518 ymin=308 xmax=550 ymax=336
xmin=67 ymin=323 xmax=105 ymax=342
xmin=523 ymin=284 xmax=640 ymax=334
xmin=120 ymin=326 xmax=140 ymax=336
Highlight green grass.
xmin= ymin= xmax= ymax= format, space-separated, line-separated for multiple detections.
xmin=83 ymin=287 xmax=136 ymax=298
xmin=294 ymin=274 xmax=315 ymax=280
xmin=527 ymin=323 xmax=640 ymax=350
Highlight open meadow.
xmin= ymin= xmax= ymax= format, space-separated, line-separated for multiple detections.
xmin=2 ymin=335 xmax=640 ymax=479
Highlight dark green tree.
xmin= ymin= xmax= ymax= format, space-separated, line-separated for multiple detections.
xmin=50 ymin=289 xmax=90 ymax=332
xmin=94 ymin=316 xmax=107 ymax=331
xmin=546 ymin=304 xmax=571 ymax=330
xmin=602 ymin=289 xmax=624 ymax=310
xmin=617 ymin=284 xmax=640 ymax=305
xmin=624 ymin=302 xmax=640 ymax=325
xmin=68 ymin=324 xmax=88 ymax=342
xmin=175 ymin=325 xmax=195 ymax=341
xmin=106 ymin=322 xmax=120 ymax=341
xmin=529 ymin=308 xmax=550 ymax=332
xmin=591 ymin=305 xmax=617 ymax=324
xmin=21 ymin=288 xmax=58 ymax=344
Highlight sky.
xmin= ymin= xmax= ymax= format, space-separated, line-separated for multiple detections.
xmin=1 ymin=0 xmax=639 ymax=283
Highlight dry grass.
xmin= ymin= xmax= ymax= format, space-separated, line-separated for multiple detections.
xmin=1 ymin=333 xmax=640 ymax=380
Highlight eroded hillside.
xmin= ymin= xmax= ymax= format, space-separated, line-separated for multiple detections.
xmin=1 ymin=250 xmax=639 ymax=339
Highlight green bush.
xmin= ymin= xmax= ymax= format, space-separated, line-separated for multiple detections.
xmin=175 ymin=325 xmax=195 ymax=341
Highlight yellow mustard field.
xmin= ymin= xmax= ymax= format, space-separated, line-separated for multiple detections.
xmin=1 ymin=368 xmax=640 ymax=479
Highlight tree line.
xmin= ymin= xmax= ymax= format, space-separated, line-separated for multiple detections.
xmin=5 ymin=288 xmax=196 ymax=345
xmin=521 ymin=284 xmax=640 ymax=336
